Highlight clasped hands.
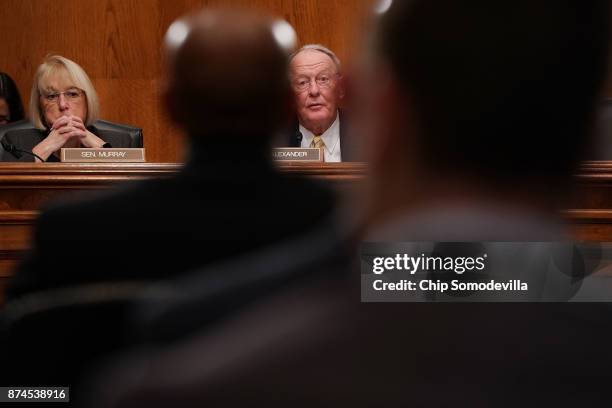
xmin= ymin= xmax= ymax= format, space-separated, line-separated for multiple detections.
xmin=32 ymin=115 xmax=105 ymax=162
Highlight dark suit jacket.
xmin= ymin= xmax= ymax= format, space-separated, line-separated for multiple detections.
xmin=87 ymin=216 xmax=612 ymax=408
xmin=6 ymin=145 xmax=337 ymax=299
xmin=287 ymin=111 xmax=357 ymax=161
xmin=0 ymin=150 xmax=338 ymax=389
xmin=1 ymin=123 xmax=134 ymax=162
xmin=589 ymin=98 xmax=612 ymax=160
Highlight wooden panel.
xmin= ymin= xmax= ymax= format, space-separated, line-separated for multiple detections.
xmin=0 ymin=161 xmax=610 ymax=300
xmin=198 ymin=0 xmax=372 ymax=63
xmin=0 ymin=0 xmax=373 ymax=163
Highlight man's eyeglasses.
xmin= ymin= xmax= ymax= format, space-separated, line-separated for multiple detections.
xmin=42 ymin=89 xmax=84 ymax=105
xmin=291 ymin=73 xmax=338 ymax=92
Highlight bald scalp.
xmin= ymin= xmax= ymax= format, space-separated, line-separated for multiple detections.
xmin=290 ymin=49 xmax=337 ymax=75
xmin=164 ymin=9 xmax=293 ymax=136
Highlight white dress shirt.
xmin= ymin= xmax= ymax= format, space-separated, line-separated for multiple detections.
xmin=299 ymin=112 xmax=342 ymax=162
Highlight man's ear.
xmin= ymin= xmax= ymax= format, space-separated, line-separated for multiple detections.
xmin=163 ymin=84 xmax=183 ymax=126
xmin=370 ymin=65 xmax=398 ymax=157
xmin=278 ymin=87 xmax=296 ymax=129
xmin=369 ymin=65 xmax=419 ymax=169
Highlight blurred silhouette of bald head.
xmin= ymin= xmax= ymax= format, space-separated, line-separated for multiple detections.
xmin=355 ymin=0 xmax=610 ymax=225
xmin=163 ymin=9 xmax=296 ymax=143
xmin=372 ymin=0 xmax=610 ymax=184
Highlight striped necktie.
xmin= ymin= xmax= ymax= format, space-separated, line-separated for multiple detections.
xmin=311 ymin=135 xmax=326 ymax=161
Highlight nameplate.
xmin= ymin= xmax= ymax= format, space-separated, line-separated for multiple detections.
xmin=272 ymin=148 xmax=322 ymax=162
xmin=61 ymin=148 xmax=146 ymax=162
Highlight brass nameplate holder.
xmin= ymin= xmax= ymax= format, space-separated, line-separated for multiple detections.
xmin=272 ymin=147 xmax=322 ymax=162
xmin=61 ymin=148 xmax=146 ymax=163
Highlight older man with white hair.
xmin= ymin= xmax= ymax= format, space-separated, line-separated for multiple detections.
xmin=287 ymin=44 xmax=352 ymax=162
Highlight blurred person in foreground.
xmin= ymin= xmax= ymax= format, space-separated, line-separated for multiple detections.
xmin=83 ymin=1 xmax=612 ymax=407
xmin=0 ymin=72 xmax=25 ymax=125
xmin=1 ymin=55 xmax=136 ymax=162
xmin=285 ymin=44 xmax=355 ymax=161
xmin=2 ymin=6 xmax=340 ymax=390
xmin=6 ymin=10 xmax=337 ymax=300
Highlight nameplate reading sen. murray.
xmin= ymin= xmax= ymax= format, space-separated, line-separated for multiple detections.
xmin=61 ymin=148 xmax=146 ymax=163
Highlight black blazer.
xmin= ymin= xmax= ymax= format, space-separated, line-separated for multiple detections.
xmin=1 ymin=121 xmax=138 ymax=162
xmin=287 ymin=111 xmax=357 ymax=162
xmin=590 ymin=98 xmax=612 ymax=160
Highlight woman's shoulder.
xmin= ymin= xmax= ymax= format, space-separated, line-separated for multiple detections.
xmin=89 ymin=120 xmax=142 ymax=148
xmin=0 ymin=124 xmax=45 ymax=162
xmin=1 ymin=121 xmax=46 ymax=148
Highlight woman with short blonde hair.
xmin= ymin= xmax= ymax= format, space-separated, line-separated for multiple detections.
xmin=2 ymin=55 xmax=135 ymax=162
xmin=29 ymin=55 xmax=100 ymax=130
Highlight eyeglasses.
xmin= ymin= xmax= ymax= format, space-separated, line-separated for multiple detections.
xmin=42 ymin=89 xmax=84 ymax=105
xmin=291 ymin=73 xmax=338 ymax=92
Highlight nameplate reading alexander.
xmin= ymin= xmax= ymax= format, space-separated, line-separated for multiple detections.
xmin=61 ymin=148 xmax=146 ymax=163
xmin=272 ymin=148 xmax=322 ymax=162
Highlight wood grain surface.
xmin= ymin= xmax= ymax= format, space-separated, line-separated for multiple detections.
xmin=0 ymin=0 xmax=373 ymax=163
xmin=0 ymin=161 xmax=610 ymax=302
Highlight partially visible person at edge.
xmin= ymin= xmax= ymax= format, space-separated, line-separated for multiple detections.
xmin=0 ymin=72 xmax=25 ymax=125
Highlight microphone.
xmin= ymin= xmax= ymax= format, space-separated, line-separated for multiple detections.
xmin=295 ymin=130 xmax=303 ymax=146
xmin=1 ymin=140 xmax=45 ymax=162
